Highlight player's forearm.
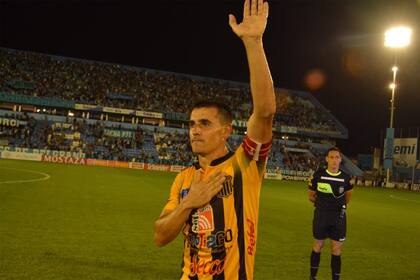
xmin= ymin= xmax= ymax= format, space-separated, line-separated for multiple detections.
xmin=243 ymin=38 xmax=276 ymax=118
xmin=154 ymin=202 xmax=192 ymax=247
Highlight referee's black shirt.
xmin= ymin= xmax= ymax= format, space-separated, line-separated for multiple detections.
xmin=308 ymin=168 xmax=353 ymax=211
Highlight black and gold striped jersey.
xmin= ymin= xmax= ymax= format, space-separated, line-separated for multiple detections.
xmin=164 ymin=136 xmax=271 ymax=280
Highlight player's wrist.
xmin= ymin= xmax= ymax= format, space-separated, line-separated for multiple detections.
xmin=242 ymin=37 xmax=263 ymax=48
xmin=180 ymin=197 xmax=195 ymax=211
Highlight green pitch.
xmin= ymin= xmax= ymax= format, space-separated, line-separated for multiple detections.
xmin=1 ymin=159 xmax=419 ymax=280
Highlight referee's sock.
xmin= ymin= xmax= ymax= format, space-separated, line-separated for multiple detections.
xmin=310 ymin=250 xmax=321 ymax=279
xmin=331 ymin=254 xmax=341 ymax=280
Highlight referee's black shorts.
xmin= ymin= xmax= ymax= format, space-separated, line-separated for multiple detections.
xmin=312 ymin=208 xmax=346 ymax=242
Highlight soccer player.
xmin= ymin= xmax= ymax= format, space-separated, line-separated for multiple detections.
xmin=308 ymin=147 xmax=353 ymax=280
xmin=153 ymin=0 xmax=276 ymax=279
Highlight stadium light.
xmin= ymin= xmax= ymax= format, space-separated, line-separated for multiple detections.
xmin=384 ymin=26 xmax=412 ymax=48
xmin=384 ymin=26 xmax=412 ymax=185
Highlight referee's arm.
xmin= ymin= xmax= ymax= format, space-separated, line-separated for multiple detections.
xmin=308 ymin=174 xmax=317 ymax=203
xmin=308 ymin=190 xmax=317 ymax=203
xmin=345 ymin=177 xmax=353 ymax=205
xmin=345 ymin=190 xmax=353 ymax=205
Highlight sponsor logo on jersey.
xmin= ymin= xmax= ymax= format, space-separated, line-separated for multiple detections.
xmin=246 ymin=218 xmax=256 ymax=256
xmin=317 ymin=182 xmax=333 ymax=194
xmin=189 ymin=255 xmax=226 ymax=277
xmin=188 ymin=229 xmax=233 ymax=251
xmin=192 ymin=205 xmax=214 ymax=233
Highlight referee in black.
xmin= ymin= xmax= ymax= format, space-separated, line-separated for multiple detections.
xmin=308 ymin=147 xmax=353 ymax=280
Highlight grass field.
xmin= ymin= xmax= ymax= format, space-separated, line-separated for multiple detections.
xmin=1 ymin=159 xmax=420 ymax=280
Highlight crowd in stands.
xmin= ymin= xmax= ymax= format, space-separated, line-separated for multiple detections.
xmin=154 ymin=130 xmax=194 ymax=165
xmin=1 ymin=48 xmax=340 ymax=132
xmin=0 ymin=47 xmax=343 ymax=171
xmin=0 ymin=112 xmax=35 ymax=147
xmin=0 ymin=112 xmax=325 ymax=171
xmin=276 ymin=90 xmax=339 ymax=132
xmin=0 ymin=48 xmax=250 ymax=120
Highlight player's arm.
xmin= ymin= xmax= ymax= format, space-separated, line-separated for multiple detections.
xmin=229 ymin=0 xmax=276 ymax=143
xmin=154 ymin=170 xmax=225 ymax=247
xmin=154 ymin=203 xmax=194 ymax=247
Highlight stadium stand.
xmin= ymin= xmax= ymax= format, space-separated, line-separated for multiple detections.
xmin=0 ymin=48 xmax=362 ymax=177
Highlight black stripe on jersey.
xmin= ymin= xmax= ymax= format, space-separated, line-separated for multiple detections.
xmin=189 ymin=272 xmax=199 ymax=280
xmin=211 ymin=193 xmax=226 ymax=280
xmin=233 ymin=162 xmax=247 ymax=280
xmin=188 ymin=210 xmax=199 ymax=280
xmin=180 ymin=240 xmax=185 ymax=279
xmin=256 ymin=158 xmax=266 ymax=177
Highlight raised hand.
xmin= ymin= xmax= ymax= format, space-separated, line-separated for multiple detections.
xmin=229 ymin=0 xmax=269 ymax=41
xmin=183 ymin=169 xmax=226 ymax=209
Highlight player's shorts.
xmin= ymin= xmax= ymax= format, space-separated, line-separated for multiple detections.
xmin=312 ymin=208 xmax=346 ymax=242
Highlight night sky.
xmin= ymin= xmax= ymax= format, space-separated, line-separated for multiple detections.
xmin=1 ymin=0 xmax=419 ymax=157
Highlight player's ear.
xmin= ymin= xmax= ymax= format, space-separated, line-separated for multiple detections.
xmin=224 ymin=124 xmax=233 ymax=138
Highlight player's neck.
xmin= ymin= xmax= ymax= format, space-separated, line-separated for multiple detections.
xmin=198 ymin=146 xmax=229 ymax=169
xmin=326 ymin=167 xmax=340 ymax=175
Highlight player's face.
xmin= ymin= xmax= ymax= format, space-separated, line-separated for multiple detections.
xmin=326 ymin=150 xmax=342 ymax=172
xmin=189 ymin=107 xmax=230 ymax=156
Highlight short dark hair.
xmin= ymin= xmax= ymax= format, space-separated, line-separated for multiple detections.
xmin=190 ymin=100 xmax=233 ymax=124
xmin=326 ymin=147 xmax=342 ymax=156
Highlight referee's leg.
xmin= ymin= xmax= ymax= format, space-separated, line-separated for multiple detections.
xmin=310 ymin=239 xmax=324 ymax=280
xmin=331 ymin=240 xmax=343 ymax=280
xmin=310 ymin=210 xmax=327 ymax=280
xmin=330 ymin=212 xmax=346 ymax=280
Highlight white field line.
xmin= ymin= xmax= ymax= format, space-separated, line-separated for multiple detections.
xmin=0 ymin=167 xmax=51 ymax=184
xmin=389 ymin=194 xmax=420 ymax=204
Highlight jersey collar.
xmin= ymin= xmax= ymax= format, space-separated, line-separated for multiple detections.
xmin=326 ymin=169 xmax=341 ymax=176
xmin=193 ymin=151 xmax=235 ymax=169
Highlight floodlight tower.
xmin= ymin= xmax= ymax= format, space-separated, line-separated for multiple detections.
xmin=383 ymin=26 xmax=412 ymax=185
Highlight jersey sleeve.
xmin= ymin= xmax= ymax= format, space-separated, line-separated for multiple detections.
xmin=163 ymin=172 xmax=183 ymax=212
xmin=345 ymin=175 xmax=354 ymax=191
xmin=308 ymin=171 xmax=318 ymax=191
xmin=241 ymin=135 xmax=272 ymax=162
